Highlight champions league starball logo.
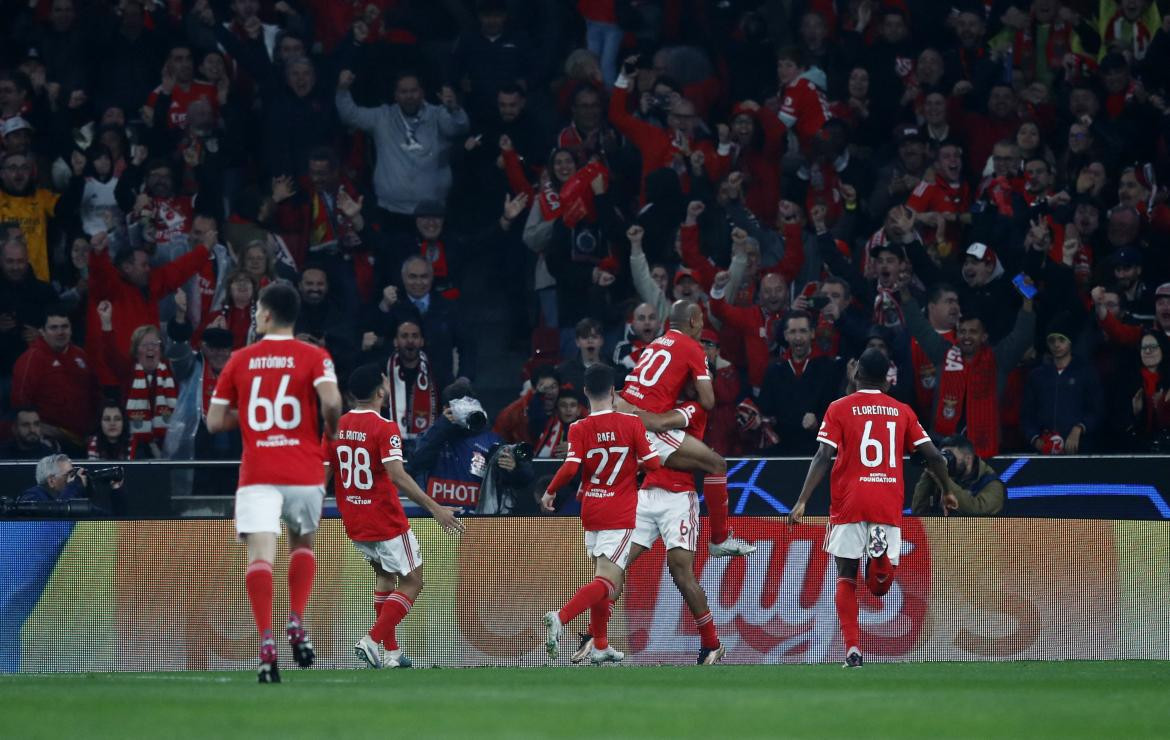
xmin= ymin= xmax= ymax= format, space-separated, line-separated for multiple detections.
xmin=623 ymin=518 xmax=930 ymax=663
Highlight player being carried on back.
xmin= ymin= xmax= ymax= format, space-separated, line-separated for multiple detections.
xmin=541 ymin=364 xmax=661 ymax=664
xmin=787 ymin=348 xmax=957 ymax=668
xmin=616 ymin=299 xmax=756 ymax=558
xmin=330 ymin=364 xmax=465 ymax=669
xmin=207 ymin=283 xmax=343 ymax=683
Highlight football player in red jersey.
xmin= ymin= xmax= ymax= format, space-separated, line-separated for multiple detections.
xmin=330 ymin=364 xmax=464 ymax=669
xmin=788 ymin=348 xmax=956 ymax=668
xmin=540 ymin=364 xmax=660 ymax=664
xmin=617 ymin=299 xmax=756 ymax=558
xmin=207 ymin=283 xmax=343 ymax=683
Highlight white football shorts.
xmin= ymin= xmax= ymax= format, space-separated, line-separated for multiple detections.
xmin=646 ymin=428 xmax=685 ymax=463
xmin=235 ymin=484 xmax=324 ymax=539
xmin=632 ymin=487 xmax=700 ymax=551
xmin=352 ymin=530 xmax=423 ymax=576
xmin=823 ymin=522 xmax=903 ymax=566
xmin=584 ymin=528 xmax=635 ymax=570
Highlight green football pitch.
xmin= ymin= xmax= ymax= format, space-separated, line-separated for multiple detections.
xmin=2 ymin=662 xmax=1167 ymax=739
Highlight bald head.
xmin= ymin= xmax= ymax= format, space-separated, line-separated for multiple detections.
xmin=758 ymin=273 xmax=789 ymax=313
xmin=669 ymin=300 xmax=703 ymax=338
xmin=631 ymin=302 xmax=660 ymax=343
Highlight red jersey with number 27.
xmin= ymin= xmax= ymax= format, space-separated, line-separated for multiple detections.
xmin=620 ymin=330 xmax=710 ymax=414
xmin=329 ymin=410 xmax=409 ymax=542
xmin=211 ymin=335 xmax=336 ymax=487
xmin=817 ymin=389 xmax=931 ymax=526
xmin=565 ymin=410 xmax=658 ymax=531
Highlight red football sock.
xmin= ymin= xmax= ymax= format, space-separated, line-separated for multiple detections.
xmin=590 ymin=601 xmax=610 ymax=649
xmin=865 ymin=554 xmax=894 ymax=597
xmin=694 ymin=610 xmax=720 ymax=650
xmin=370 ymin=591 xmax=413 ymax=651
xmin=558 ymin=577 xmax=614 ymax=625
xmin=585 ymin=599 xmax=616 ymax=636
xmin=703 ymin=475 xmax=730 ymax=544
xmin=245 ymin=560 xmax=274 ymax=637
xmin=374 ymin=590 xmax=391 ymax=618
xmin=287 ymin=547 xmax=316 ymax=621
xmin=835 ymin=576 xmax=860 ymax=653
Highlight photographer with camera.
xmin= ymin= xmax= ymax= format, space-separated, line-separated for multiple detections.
xmin=911 ymin=435 xmax=1005 ymax=516
xmin=16 ymin=454 xmax=115 ymax=515
xmin=407 ymin=380 xmax=535 ymax=515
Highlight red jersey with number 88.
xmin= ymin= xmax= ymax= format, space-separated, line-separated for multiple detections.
xmin=620 ymin=330 xmax=710 ymax=414
xmin=211 ymin=335 xmax=336 ymax=487
xmin=329 ymin=409 xmax=409 ymax=541
xmin=564 ymin=410 xmax=657 ymax=530
xmin=816 ymin=389 xmax=931 ymax=526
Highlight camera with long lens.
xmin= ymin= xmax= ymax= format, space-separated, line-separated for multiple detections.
xmin=940 ymin=449 xmax=959 ymax=479
xmin=86 ymin=466 xmax=125 ymax=484
xmin=448 ymin=397 xmax=487 ymax=434
xmin=499 ymin=442 xmax=532 ymax=464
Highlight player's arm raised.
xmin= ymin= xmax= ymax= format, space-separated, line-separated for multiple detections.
xmin=787 ymin=442 xmax=834 ymax=524
xmin=386 ymin=458 xmax=466 ymax=534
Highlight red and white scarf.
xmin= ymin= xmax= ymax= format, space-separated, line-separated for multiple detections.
xmin=126 ymin=362 xmax=177 ymax=449
xmin=534 ymin=417 xmax=569 ymax=457
xmin=387 ymin=351 xmax=437 ymax=439
xmin=1105 ymin=10 xmax=1154 ymax=61
xmin=934 ymin=345 xmax=999 ymax=458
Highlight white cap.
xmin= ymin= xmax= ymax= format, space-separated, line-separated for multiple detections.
xmin=0 ymin=117 xmax=32 ymax=137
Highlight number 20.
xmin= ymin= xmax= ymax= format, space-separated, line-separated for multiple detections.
xmin=860 ymin=420 xmax=897 ymax=468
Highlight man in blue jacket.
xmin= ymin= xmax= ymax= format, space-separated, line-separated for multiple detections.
xmin=1021 ymin=317 xmax=1104 ymax=454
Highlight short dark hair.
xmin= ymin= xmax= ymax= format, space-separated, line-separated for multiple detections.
xmin=782 ymin=309 xmax=813 ymax=332
xmin=857 ymin=347 xmax=890 ymax=385
xmin=442 ymin=379 xmax=477 ymax=406
xmin=583 ymin=364 xmax=614 ymax=398
xmin=497 ymin=82 xmax=525 ymax=98
xmin=575 ymin=317 xmax=602 ymax=339
xmin=307 ymin=146 xmax=339 ymax=168
xmin=13 ymin=406 xmax=38 ymax=420
xmin=532 ymin=364 xmax=560 ymax=386
xmin=776 ymin=46 xmax=806 ymax=68
xmin=939 ymin=435 xmax=975 ymax=456
xmin=821 ymin=276 xmax=851 ymax=300
xmin=927 ymin=282 xmax=959 ymax=304
xmin=258 ymin=282 xmax=300 ymax=327
xmin=42 ymin=306 xmax=70 ymax=326
xmin=114 ymin=247 xmax=145 ymax=269
xmin=348 ymin=364 xmax=385 ymax=402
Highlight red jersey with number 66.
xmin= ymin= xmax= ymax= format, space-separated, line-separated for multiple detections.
xmin=329 ymin=409 xmax=409 ymax=541
xmin=565 ymin=410 xmax=658 ymax=530
xmin=211 ymin=335 xmax=336 ymax=487
xmin=817 ymin=389 xmax=931 ymax=526
xmin=620 ymin=330 xmax=710 ymax=414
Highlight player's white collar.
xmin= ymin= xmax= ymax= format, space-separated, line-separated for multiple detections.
xmin=351 ymin=408 xmax=391 ymax=421
xmin=856 ymin=389 xmax=881 ymax=394
xmin=260 ymin=334 xmax=294 ymax=341
xmin=590 ymin=409 xmax=614 ymax=416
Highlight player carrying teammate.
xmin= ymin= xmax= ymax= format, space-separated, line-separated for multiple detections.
xmin=329 ymin=364 xmax=464 ymax=669
xmin=206 ymin=283 xmax=343 ymax=683
xmin=617 ymin=299 xmax=755 ymax=557
xmin=540 ymin=364 xmax=660 ymax=664
xmin=787 ymin=348 xmax=956 ymax=668
xmin=570 ymin=399 xmax=727 ymax=665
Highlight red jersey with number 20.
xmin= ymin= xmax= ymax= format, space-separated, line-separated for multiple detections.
xmin=211 ymin=335 xmax=337 ymax=487
xmin=620 ymin=330 xmax=710 ymax=414
xmin=565 ymin=410 xmax=658 ymax=531
xmin=329 ymin=410 xmax=409 ymax=542
xmin=817 ymin=389 xmax=931 ymax=526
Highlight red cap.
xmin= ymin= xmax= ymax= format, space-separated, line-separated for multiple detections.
xmin=674 ymin=267 xmax=697 ymax=285
xmin=699 ymin=328 xmax=719 ymax=344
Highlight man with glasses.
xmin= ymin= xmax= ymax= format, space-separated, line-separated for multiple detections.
xmin=18 ymin=454 xmax=90 ymax=506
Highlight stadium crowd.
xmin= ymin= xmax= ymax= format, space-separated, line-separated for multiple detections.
xmin=3 ymin=0 xmax=1170 ymax=482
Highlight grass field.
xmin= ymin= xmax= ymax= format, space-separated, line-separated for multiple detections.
xmin=2 ymin=662 xmax=1168 ymax=739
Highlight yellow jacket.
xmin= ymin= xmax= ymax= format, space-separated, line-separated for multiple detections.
xmin=0 ymin=189 xmax=60 ymax=282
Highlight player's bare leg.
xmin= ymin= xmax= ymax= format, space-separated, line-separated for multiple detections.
xmin=359 ymin=562 xmax=421 ymax=668
xmin=665 ymin=436 xmax=755 ymax=557
xmin=285 ymin=530 xmax=317 ymax=668
xmin=244 ymin=532 xmax=280 ymax=683
xmin=546 ymin=556 xmax=624 ymax=663
xmin=664 ymin=547 xmax=725 ymax=664
xmin=835 ymin=556 xmax=863 ymax=668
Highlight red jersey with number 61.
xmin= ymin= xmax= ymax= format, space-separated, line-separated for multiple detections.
xmin=329 ymin=409 xmax=409 ymax=542
xmin=817 ymin=389 xmax=931 ymax=526
xmin=565 ymin=410 xmax=657 ymax=531
xmin=620 ymin=330 xmax=710 ymax=414
xmin=211 ymin=335 xmax=336 ymax=487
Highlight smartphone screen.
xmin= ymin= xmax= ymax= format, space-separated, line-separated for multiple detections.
xmin=1012 ymin=272 xmax=1037 ymax=299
